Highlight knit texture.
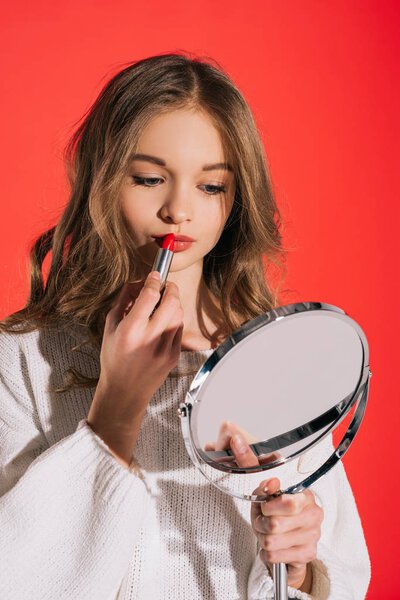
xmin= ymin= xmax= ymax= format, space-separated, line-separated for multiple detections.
xmin=0 ymin=326 xmax=371 ymax=599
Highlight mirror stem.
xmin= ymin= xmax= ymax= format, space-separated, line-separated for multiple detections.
xmin=272 ymin=563 xmax=288 ymax=600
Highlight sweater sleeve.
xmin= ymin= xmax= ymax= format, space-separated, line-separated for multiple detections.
xmin=247 ymin=439 xmax=371 ymax=600
xmin=0 ymin=331 xmax=149 ymax=600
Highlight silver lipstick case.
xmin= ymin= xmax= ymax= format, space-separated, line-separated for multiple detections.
xmin=152 ymin=247 xmax=174 ymax=289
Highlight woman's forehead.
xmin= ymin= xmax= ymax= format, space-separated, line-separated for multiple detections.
xmin=131 ymin=109 xmax=235 ymax=174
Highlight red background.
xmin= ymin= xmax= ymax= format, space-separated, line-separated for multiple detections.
xmin=1 ymin=1 xmax=399 ymax=596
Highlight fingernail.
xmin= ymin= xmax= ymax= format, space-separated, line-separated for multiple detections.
xmin=232 ymin=434 xmax=247 ymax=454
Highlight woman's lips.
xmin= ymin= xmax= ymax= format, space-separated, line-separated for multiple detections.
xmin=154 ymin=237 xmax=194 ymax=252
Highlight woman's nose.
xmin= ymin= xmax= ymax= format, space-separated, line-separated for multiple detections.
xmin=159 ymin=186 xmax=192 ymax=224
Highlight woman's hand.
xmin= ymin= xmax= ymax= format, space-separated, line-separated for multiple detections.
xmin=251 ymin=477 xmax=323 ymax=592
xmin=224 ymin=433 xmax=322 ymax=592
xmin=87 ymin=271 xmax=184 ymax=467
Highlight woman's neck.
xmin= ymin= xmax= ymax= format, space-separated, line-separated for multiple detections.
xmin=160 ymin=262 xmax=228 ymax=351
xmin=180 ymin=285 xmax=230 ymax=351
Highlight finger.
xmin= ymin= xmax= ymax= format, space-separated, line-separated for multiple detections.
xmin=253 ymin=502 xmax=322 ymax=535
xmin=156 ymin=315 xmax=184 ymax=356
xmin=124 ymin=271 xmax=162 ymax=323
xmin=105 ymin=281 xmax=143 ymax=333
xmin=148 ymin=281 xmax=182 ymax=332
xmin=261 ymin=491 xmax=310 ymax=517
xmin=260 ymin=543 xmax=317 ymax=566
xmin=251 ymin=476 xmax=281 ymax=497
xmin=152 ymin=286 xmax=183 ymax=349
xmin=230 ymin=433 xmax=260 ymax=468
xmin=251 ymin=478 xmax=281 ymax=524
xmin=264 ymin=477 xmax=281 ymax=495
xmin=256 ymin=526 xmax=320 ymax=553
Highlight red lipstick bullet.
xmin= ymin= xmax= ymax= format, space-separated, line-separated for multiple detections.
xmin=151 ymin=233 xmax=175 ymax=289
xmin=161 ymin=233 xmax=175 ymax=252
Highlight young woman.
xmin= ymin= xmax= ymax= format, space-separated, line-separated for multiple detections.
xmin=0 ymin=53 xmax=370 ymax=599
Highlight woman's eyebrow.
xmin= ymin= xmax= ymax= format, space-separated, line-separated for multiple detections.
xmin=131 ymin=153 xmax=233 ymax=172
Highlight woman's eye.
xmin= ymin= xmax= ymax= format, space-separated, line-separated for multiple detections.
xmin=201 ymin=184 xmax=226 ymax=195
xmin=132 ymin=176 xmax=163 ymax=187
xmin=132 ymin=177 xmax=225 ymax=195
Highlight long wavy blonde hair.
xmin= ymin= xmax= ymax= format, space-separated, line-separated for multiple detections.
xmin=1 ymin=52 xmax=286 ymax=387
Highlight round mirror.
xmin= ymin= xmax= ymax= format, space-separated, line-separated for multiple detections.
xmin=179 ymin=302 xmax=370 ymax=502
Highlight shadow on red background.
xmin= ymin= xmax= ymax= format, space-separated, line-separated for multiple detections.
xmin=1 ymin=1 xmax=399 ymax=596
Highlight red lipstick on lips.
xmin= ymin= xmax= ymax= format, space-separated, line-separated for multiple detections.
xmin=151 ymin=233 xmax=175 ymax=289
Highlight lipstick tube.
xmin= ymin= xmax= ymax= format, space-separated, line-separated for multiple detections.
xmin=151 ymin=233 xmax=175 ymax=291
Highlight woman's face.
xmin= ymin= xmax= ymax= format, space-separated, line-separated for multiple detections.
xmin=120 ymin=108 xmax=236 ymax=273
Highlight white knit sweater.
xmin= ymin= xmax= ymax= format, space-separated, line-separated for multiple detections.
xmin=0 ymin=325 xmax=370 ymax=599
